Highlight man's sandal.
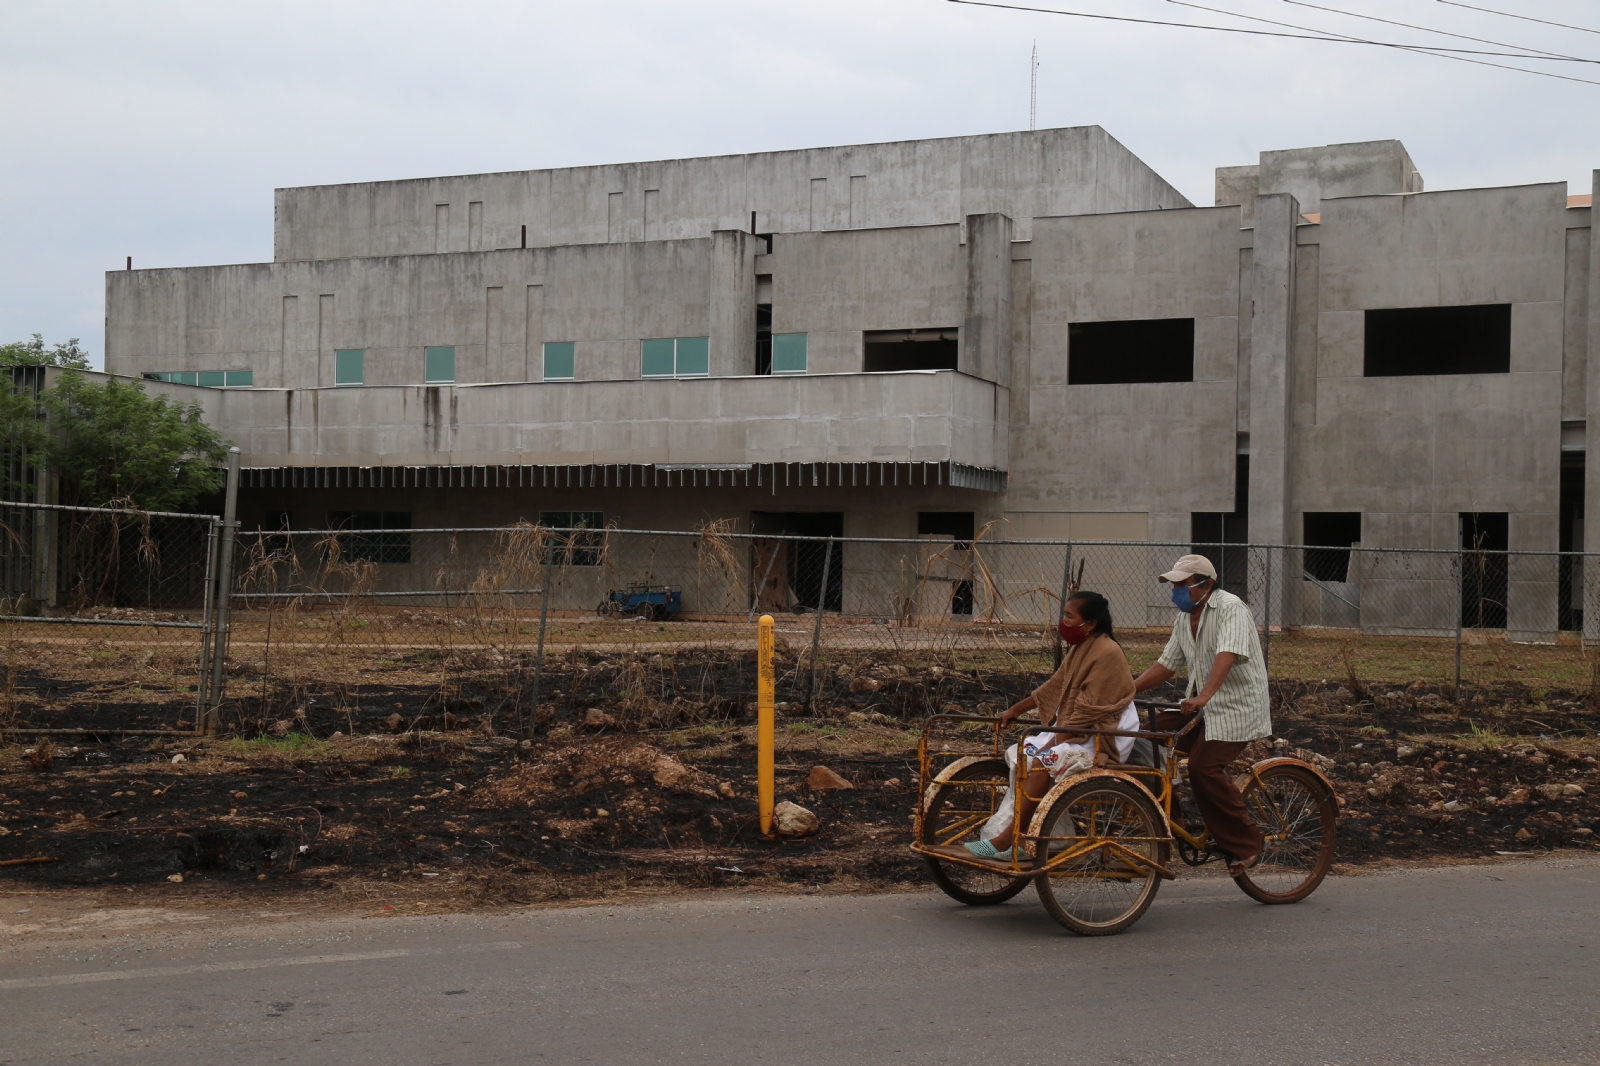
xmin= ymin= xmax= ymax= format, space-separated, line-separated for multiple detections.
xmin=1228 ymin=853 xmax=1260 ymax=876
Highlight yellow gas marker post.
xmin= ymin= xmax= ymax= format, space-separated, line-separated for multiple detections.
xmin=758 ymin=614 xmax=775 ymax=837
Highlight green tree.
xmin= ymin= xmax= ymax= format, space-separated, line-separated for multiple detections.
xmin=41 ymin=372 xmax=230 ymax=511
xmin=0 ymin=333 xmax=91 ymax=370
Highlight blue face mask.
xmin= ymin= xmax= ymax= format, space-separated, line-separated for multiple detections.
xmin=1171 ymin=584 xmax=1199 ymax=613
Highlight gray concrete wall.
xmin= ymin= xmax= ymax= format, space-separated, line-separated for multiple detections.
xmin=1216 ymin=139 xmax=1422 ymax=225
xmin=273 ymin=127 xmax=1191 ymax=262
xmin=1008 ymin=205 xmax=1248 ymax=541
xmin=762 ymin=224 xmax=965 ymax=376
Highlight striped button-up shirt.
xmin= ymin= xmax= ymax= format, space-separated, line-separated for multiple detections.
xmin=1156 ymin=587 xmax=1272 ymax=743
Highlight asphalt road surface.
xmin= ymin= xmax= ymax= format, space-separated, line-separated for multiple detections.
xmin=3 ymin=857 xmax=1598 ymax=1065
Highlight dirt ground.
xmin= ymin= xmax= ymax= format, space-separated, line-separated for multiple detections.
xmin=3 ymin=655 xmax=1599 ymax=913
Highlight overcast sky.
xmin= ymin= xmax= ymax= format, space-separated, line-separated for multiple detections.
xmin=3 ymin=0 xmax=1596 ymax=367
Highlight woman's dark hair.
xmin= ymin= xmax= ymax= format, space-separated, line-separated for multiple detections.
xmin=1067 ymin=590 xmax=1115 ymax=642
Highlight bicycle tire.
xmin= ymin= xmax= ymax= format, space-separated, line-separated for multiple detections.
xmin=1032 ymin=777 xmax=1167 ymax=936
xmin=1233 ymin=762 xmax=1338 ymax=904
xmin=921 ymin=760 xmax=1029 ymax=906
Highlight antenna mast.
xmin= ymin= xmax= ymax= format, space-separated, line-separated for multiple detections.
xmin=1029 ymin=42 xmax=1039 ymax=131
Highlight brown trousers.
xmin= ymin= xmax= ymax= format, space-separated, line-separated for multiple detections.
xmin=1156 ymin=712 xmax=1265 ymax=861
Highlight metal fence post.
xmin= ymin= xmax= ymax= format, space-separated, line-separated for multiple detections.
xmin=194 ymin=516 xmax=219 ymax=734
xmin=526 ymin=576 xmax=552 ymax=739
xmin=1054 ymin=544 xmax=1073 ymax=669
xmin=807 ymin=536 xmax=832 ymax=708
xmin=1454 ymin=550 xmax=1464 ymax=699
xmin=1264 ymin=546 xmax=1272 ymax=672
xmin=204 ymin=447 xmax=241 ymax=734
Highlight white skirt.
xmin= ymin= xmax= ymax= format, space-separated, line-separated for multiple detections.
xmin=979 ymin=702 xmax=1139 ymax=843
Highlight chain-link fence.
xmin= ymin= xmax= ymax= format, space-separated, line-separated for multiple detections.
xmin=187 ymin=525 xmax=1600 ymax=740
xmin=0 ymin=501 xmax=220 ymax=735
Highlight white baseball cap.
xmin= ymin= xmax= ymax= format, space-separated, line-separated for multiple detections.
xmin=1159 ymin=554 xmax=1219 ymax=583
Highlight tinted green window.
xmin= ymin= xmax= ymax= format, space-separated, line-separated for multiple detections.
xmin=425 ymin=346 xmax=455 ymax=383
xmin=675 ymin=336 xmax=709 ymax=377
xmin=197 ymin=371 xmax=225 ymax=387
xmin=224 ymin=370 xmax=254 ymax=387
xmin=543 ymin=342 xmax=575 ymax=380
xmin=771 ymin=333 xmax=807 ymax=374
xmin=641 ymin=338 xmax=676 ymax=377
xmin=336 ymin=349 xmax=364 ymax=386
xmin=172 ymin=371 xmax=198 ymax=385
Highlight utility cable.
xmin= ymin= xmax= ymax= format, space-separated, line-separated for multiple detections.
xmin=1280 ymin=0 xmax=1595 ymax=63
xmin=1174 ymin=0 xmax=1597 ymax=64
xmin=945 ymin=0 xmax=1600 ymax=85
xmin=1436 ymin=0 xmax=1600 ymax=37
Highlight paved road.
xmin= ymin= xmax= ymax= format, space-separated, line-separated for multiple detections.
xmin=3 ymin=858 xmax=1598 ymax=1065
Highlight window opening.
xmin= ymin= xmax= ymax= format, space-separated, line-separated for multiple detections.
xmin=327 ymin=511 xmax=411 ymax=564
xmin=1561 ymin=453 xmax=1584 ymax=631
xmin=425 ymin=346 xmax=456 ymax=383
xmin=1303 ymin=512 xmax=1361 ymax=583
xmin=539 ymin=510 xmax=604 ymax=566
xmin=863 ymin=328 xmax=958 ymax=373
xmin=1460 ymin=511 xmax=1509 ymax=629
xmin=918 ymin=512 xmax=976 ymax=615
xmin=335 ymin=349 xmax=364 ymax=387
xmin=144 ymin=371 xmax=253 ymax=388
xmin=751 ymin=512 xmax=843 ymax=612
xmin=1364 ymin=305 xmax=1511 ymax=377
xmin=1068 ymin=318 xmax=1194 ymax=385
xmin=543 ymin=342 xmax=575 ymax=381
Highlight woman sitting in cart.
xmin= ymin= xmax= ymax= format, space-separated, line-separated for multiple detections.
xmin=963 ymin=591 xmax=1138 ymax=861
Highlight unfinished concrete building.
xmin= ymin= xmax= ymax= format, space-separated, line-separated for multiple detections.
xmin=101 ymin=128 xmax=1600 ymax=633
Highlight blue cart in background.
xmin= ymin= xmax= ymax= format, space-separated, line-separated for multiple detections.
xmin=598 ymin=584 xmax=683 ymax=621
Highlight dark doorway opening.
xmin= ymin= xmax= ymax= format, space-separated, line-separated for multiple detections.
xmin=1303 ymin=512 xmax=1362 ymax=583
xmin=863 ymin=329 xmax=959 ymax=373
xmin=1191 ymin=455 xmax=1250 ymax=599
xmin=1561 ymin=453 xmax=1585 ymax=631
xmin=918 ymin=511 xmax=975 ymax=616
xmin=1460 ymin=511 xmax=1509 ymax=630
xmin=755 ymin=303 xmax=773 ymax=375
xmin=751 ymin=512 xmax=843 ymax=612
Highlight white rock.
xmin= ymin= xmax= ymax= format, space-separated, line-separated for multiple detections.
xmin=773 ymin=801 xmax=819 ymax=837
xmin=1563 ymin=783 xmax=1586 ymax=798
xmin=170 ymin=754 xmax=186 ymax=764
xmin=167 ymin=873 xmax=183 ymax=883
xmin=1442 ymin=799 xmax=1463 ymax=812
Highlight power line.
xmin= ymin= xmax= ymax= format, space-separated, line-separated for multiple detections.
xmin=944 ymin=0 xmax=1600 ymax=85
xmin=1437 ymin=0 xmax=1600 ymax=36
xmin=1172 ymin=0 xmax=1597 ymax=64
xmin=1280 ymin=0 xmax=1594 ymax=62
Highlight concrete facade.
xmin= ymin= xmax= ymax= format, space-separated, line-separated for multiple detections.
xmin=100 ymin=128 xmax=1600 ymax=632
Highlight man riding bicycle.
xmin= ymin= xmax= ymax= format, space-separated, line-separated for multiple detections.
xmin=1132 ymin=554 xmax=1271 ymax=876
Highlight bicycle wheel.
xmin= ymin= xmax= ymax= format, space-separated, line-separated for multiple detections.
xmin=1233 ymin=762 xmax=1338 ymax=904
xmin=921 ymin=760 xmax=1029 ymax=906
xmin=1032 ymin=777 xmax=1167 ymax=936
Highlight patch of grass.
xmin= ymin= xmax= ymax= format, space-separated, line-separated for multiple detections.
xmin=223 ymin=733 xmax=330 ymax=759
xmin=1455 ymin=721 xmax=1514 ymax=749
xmin=1359 ymin=725 xmax=1389 ymax=738
xmin=387 ymin=765 xmax=413 ymax=779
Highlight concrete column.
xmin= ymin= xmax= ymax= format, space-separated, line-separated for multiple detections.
xmin=1583 ymin=170 xmax=1600 ymax=641
xmin=1249 ymin=192 xmax=1298 ymax=626
xmin=708 ymin=230 xmax=758 ymax=378
xmin=962 ymin=213 xmax=1013 ymax=386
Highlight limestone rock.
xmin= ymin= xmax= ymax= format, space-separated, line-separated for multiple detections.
xmin=1536 ymin=783 xmax=1565 ymax=802
xmin=773 ymin=801 xmax=819 ymax=837
xmin=1563 ymin=783 xmax=1586 ymax=798
xmin=584 ymin=708 xmax=617 ymax=728
xmin=170 ymin=753 xmax=187 ymax=764
xmin=807 ymin=765 xmax=853 ymax=791
xmin=849 ymin=676 xmax=882 ymax=694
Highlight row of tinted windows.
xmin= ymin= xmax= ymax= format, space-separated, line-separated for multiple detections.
xmin=143 ymin=370 xmax=254 ymax=387
xmin=330 ymin=335 xmax=809 ymax=385
xmin=1066 ymin=304 xmax=1513 ymax=385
